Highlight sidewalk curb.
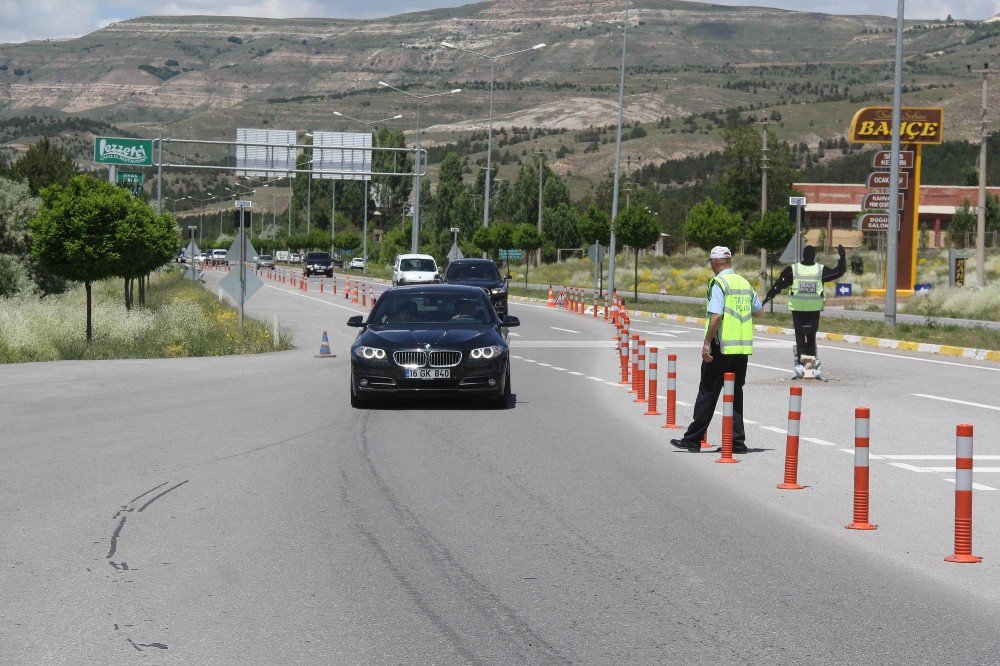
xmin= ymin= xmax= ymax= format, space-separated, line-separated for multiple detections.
xmin=509 ymin=295 xmax=1000 ymax=363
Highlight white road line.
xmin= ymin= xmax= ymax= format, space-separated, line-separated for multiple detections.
xmin=874 ymin=454 xmax=1000 ymax=460
xmin=263 ymin=284 xmax=369 ymax=314
xmin=801 ymin=437 xmax=837 ymax=446
xmin=509 ymin=332 xmax=522 ymax=337
xmin=888 ymin=463 xmax=930 ymax=473
xmin=912 ymin=393 xmax=1000 ymax=412
xmin=550 ymin=327 xmax=581 ymax=334
xmin=522 ymin=359 xmax=537 ymax=363
xmin=945 ymin=479 xmax=998 ymax=491
xmin=568 ymin=371 xmax=584 ymax=376
xmin=630 ymin=328 xmax=678 ymax=338
xmin=551 ymin=367 xmax=567 ymax=371
xmin=511 ymin=341 xmax=616 ymax=348
xmin=536 ymin=362 xmax=552 ymax=367
xmin=913 ymin=467 xmax=1000 ymax=473
xmin=587 ymin=376 xmax=605 ymax=382
xmin=810 ymin=340 xmax=1000 ymax=373
xmin=749 ymin=362 xmax=790 ymax=373
xmin=760 ymin=426 xmax=787 ymax=434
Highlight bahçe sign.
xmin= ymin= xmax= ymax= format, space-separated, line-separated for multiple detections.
xmin=849 ymin=107 xmax=944 ymax=145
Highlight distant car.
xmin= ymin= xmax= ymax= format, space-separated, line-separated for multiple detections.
xmin=197 ymin=252 xmax=208 ymax=264
xmin=304 ymin=251 xmax=334 ymax=277
xmin=209 ymin=249 xmax=229 ymax=266
xmin=275 ymin=250 xmax=290 ymax=263
xmin=332 ymin=254 xmax=344 ymax=268
xmin=348 ymin=284 xmax=519 ymax=409
xmin=349 ymin=257 xmax=366 ymax=271
xmin=289 ymin=253 xmax=302 ymax=264
xmin=257 ymin=254 xmax=276 ymax=270
xmin=392 ymin=253 xmax=440 ymax=286
xmin=443 ymin=258 xmax=510 ymax=315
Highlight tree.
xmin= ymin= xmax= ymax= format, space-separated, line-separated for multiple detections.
xmin=113 ymin=200 xmax=176 ymax=309
xmin=949 ymin=201 xmax=976 ymax=248
xmin=684 ymin=197 xmax=744 ymax=252
xmin=542 ymin=203 xmax=581 ymax=250
xmin=333 ymin=231 xmax=362 ymax=255
xmin=513 ymin=223 xmax=542 ymax=287
xmin=8 ymin=137 xmax=79 ymax=195
xmin=578 ymin=204 xmax=611 ymax=246
xmin=718 ymin=126 xmax=795 ymax=221
xmin=614 ymin=204 xmax=663 ymax=299
xmin=746 ymin=210 xmax=795 ymax=258
xmin=29 ymin=175 xmax=125 ymax=340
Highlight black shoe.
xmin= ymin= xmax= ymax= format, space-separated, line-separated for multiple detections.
xmin=670 ymin=438 xmax=699 ymax=452
xmin=732 ymin=444 xmax=749 ymax=454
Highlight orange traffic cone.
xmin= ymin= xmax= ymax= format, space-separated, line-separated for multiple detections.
xmin=547 ymin=286 xmax=555 ymax=308
xmin=314 ymin=331 xmax=336 ymax=358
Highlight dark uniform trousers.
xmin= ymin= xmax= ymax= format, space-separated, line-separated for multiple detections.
xmin=792 ymin=310 xmax=821 ymax=357
xmin=681 ymin=339 xmax=749 ymax=446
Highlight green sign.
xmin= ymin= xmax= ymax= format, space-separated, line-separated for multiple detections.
xmin=94 ymin=136 xmax=154 ymax=166
xmin=116 ymin=171 xmax=144 ymax=197
xmin=499 ymin=249 xmax=523 ymax=260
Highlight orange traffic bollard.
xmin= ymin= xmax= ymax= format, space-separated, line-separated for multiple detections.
xmin=777 ymin=386 xmax=805 ymax=490
xmin=946 ymin=424 xmax=981 ymax=563
xmin=629 ymin=334 xmax=640 ymax=394
xmin=662 ymin=354 xmax=680 ymax=429
xmin=547 ymin=287 xmax=555 ymax=307
xmin=634 ymin=339 xmax=647 ymax=403
xmin=715 ymin=373 xmax=738 ymax=464
xmin=644 ymin=347 xmax=661 ymax=416
xmin=846 ymin=408 xmax=876 ymax=530
xmin=618 ymin=326 xmax=630 ymax=385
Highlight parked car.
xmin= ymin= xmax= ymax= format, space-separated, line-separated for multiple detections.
xmin=392 ymin=253 xmax=440 ymax=286
xmin=348 ymin=284 xmax=519 ymax=408
xmin=304 ymin=251 xmax=334 ymax=277
xmin=349 ymin=257 xmax=366 ymax=271
xmin=257 ymin=254 xmax=276 ymax=270
xmin=443 ymin=258 xmax=510 ymax=315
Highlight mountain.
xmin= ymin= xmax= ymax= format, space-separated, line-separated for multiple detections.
xmin=0 ymin=1 xmax=996 ymax=189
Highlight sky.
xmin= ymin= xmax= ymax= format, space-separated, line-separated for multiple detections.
xmin=0 ymin=0 xmax=997 ymax=45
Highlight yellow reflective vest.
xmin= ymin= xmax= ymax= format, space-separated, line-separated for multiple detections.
xmin=788 ymin=263 xmax=825 ymax=312
xmin=705 ymin=272 xmax=755 ymax=355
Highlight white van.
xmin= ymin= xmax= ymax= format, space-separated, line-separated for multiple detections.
xmin=392 ymin=254 xmax=440 ymax=286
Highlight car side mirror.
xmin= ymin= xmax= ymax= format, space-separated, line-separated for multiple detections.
xmin=347 ymin=315 xmax=365 ymax=328
xmin=505 ymin=274 xmax=513 ymax=281
xmin=502 ymin=315 xmax=520 ymax=328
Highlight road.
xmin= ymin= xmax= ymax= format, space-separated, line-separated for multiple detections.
xmin=2 ymin=267 xmax=1000 ymax=663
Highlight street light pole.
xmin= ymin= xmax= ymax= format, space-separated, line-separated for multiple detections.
xmin=607 ymin=0 xmax=629 ymax=296
xmin=379 ymin=82 xmax=461 ymax=253
xmin=970 ymin=63 xmax=991 ymax=287
xmin=441 ymin=41 xmax=545 ymax=238
xmin=884 ymin=0 xmax=905 ymax=327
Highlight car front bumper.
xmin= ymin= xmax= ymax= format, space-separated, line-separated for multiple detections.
xmin=352 ymin=355 xmax=507 ymax=396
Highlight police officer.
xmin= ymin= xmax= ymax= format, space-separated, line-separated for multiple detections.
xmin=763 ymin=244 xmax=846 ymax=368
xmin=671 ymin=246 xmax=763 ymax=453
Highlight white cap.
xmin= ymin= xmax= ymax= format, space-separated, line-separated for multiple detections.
xmin=708 ymin=246 xmax=732 ymax=260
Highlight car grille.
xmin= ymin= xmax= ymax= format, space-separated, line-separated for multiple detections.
xmin=429 ymin=351 xmax=462 ymax=367
xmin=393 ymin=351 xmax=427 ymax=367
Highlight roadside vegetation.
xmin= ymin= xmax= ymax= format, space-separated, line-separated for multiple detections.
xmin=0 ymin=269 xmax=290 ymax=363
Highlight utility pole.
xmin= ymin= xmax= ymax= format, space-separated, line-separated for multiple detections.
xmin=607 ymin=0 xmax=629 ymax=295
xmin=884 ymin=0 xmax=905 ymax=327
xmin=970 ymin=63 xmax=991 ymax=288
xmin=536 ymin=151 xmax=545 ymax=267
xmin=760 ymin=118 xmax=771 ymax=306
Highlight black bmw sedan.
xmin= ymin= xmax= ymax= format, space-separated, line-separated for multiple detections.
xmin=443 ymin=258 xmax=510 ymax=315
xmin=348 ymin=285 xmax=519 ymax=408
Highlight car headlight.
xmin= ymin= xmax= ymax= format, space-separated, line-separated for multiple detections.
xmin=355 ymin=346 xmax=387 ymax=360
xmin=490 ymin=287 xmax=506 ymax=295
xmin=469 ymin=345 xmax=504 ymax=360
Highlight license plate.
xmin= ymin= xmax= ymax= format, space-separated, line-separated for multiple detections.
xmin=405 ymin=369 xmax=451 ymax=379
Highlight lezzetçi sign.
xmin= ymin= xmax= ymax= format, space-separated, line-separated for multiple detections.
xmin=93 ymin=137 xmax=154 ymax=166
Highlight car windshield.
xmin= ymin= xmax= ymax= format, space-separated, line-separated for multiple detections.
xmin=400 ymin=258 xmax=436 ymax=272
xmin=259 ymin=255 xmax=272 ymax=261
xmin=307 ymin=252 xmax=331 ymax=262
xmin=371 ymin=292 xmax=492 ymax=326
xmin=445 ymin=262 xmax=501 ymax=281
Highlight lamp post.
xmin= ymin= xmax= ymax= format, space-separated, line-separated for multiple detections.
xmin=884 ymin=0 xmax=905 ymax=327
xmin=532 ymin=149 xmax=548 ymax=267
xmin=379 ymin=81 xmax=462 ymax=253
xmin=333 ymin=111 xmax=404 ymax=271
xmin=607 ymin=0 xmax=629 ymax=295
xmin=968 ymin=63 xmax=991 ymax=287
xmin=441 ymin=41 xmax=545 ymax=235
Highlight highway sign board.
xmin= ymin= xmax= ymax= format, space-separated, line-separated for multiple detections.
xmin=184 ymin=240 xmax=201 ymax=260
xmin=789 ymin=196 xmax=807 ymax=206
xmin=858 ymin=213 xmax=899 ymax=232
xmin=872 ymin=150 xmax=914 ymax=169
xmin=499 ymin=249 xmax=523 ymax=260
xmin=236 ymin=128 xmax=296 ymax=178
xmin=862 ymin=193 xmax=904 ymax=211
xmin=116 ymin=171 xmax=144 ymax=196
xmin=835 ymin=283 xmax=852 ymax=297
xmin=866 ymin=171 xmax=910 ymax=190
xmin=587 ymin=243 xmax=606 ymax=263
xmin=94 ymin=137 xmax=154 ymax=166
xmin=447 ymin=243 xmax=464 ymax=262
xmin=227 ymin=236 xmax=258 ymax=263
xmin=235 ymin=200 xmax=252 ymax=209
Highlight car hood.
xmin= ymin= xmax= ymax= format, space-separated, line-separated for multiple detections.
xmin=362 ymin=327 xmax=497 ymax=348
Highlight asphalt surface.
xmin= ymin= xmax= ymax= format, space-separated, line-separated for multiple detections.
xmin=3 ymin=266 xmax=1000 ymax=663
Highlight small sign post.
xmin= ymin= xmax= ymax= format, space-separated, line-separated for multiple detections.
xmin=789 ymin=196 xmax=806 ymax=263
xmin=116 ymin=171 xmax=144 ymax=197
xmin=835 ymin=283 xmax=853 ymax=298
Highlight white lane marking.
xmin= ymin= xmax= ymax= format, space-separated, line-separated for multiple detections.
xmin=761 ymin=426 xmax=787 ymax=434
xmin=912 ymin=393 xmax=1000 ymax=412
xmin=511 ymin=355 xmax=523 ymax=359
xmin=749 ymin=362 xmax=791 ymax=373
xmin=263 ymin=284 xmax=369 ymax=314
xmin=630 ymin=328 xmax=678 ymax=338
xmin=945 ymin=479 xmax=998 ymax=491
xmin=802 ymin=437 xmax=837 ymax=446
xmin=509 ymin=332 xmax=522 ymax=337
xmin=511 ymin=341 xmax=616 ymax=348
xmin=888 ymin=463 xmax=930 ymax=472
xmin=536 ymin=362 xmax=552 ymax=367
xmin=551 ymin=367 xmax=567 ymax=371
xmin=606 ymin=381 xmax=622 ymax=386
xmin=810 ymin=340 xmax=1000 ymax=373
xmin=914 ymin=467 xmax=1000 ymax=473
xmin=522 ymin=358 xmax=537 ymax=363
xmin=568 ymin=371 xmax=584 ymax=376
xmin=587 ymin=376 xmax=605 ymax=382
xmin=550 ymin=327 xmax=581 ymax=334
xmin=744 ymin=419 xmax=757 ymax=425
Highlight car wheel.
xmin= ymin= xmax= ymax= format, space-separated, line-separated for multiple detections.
xmin=490 ymin=364 xmax=512 ymax=409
